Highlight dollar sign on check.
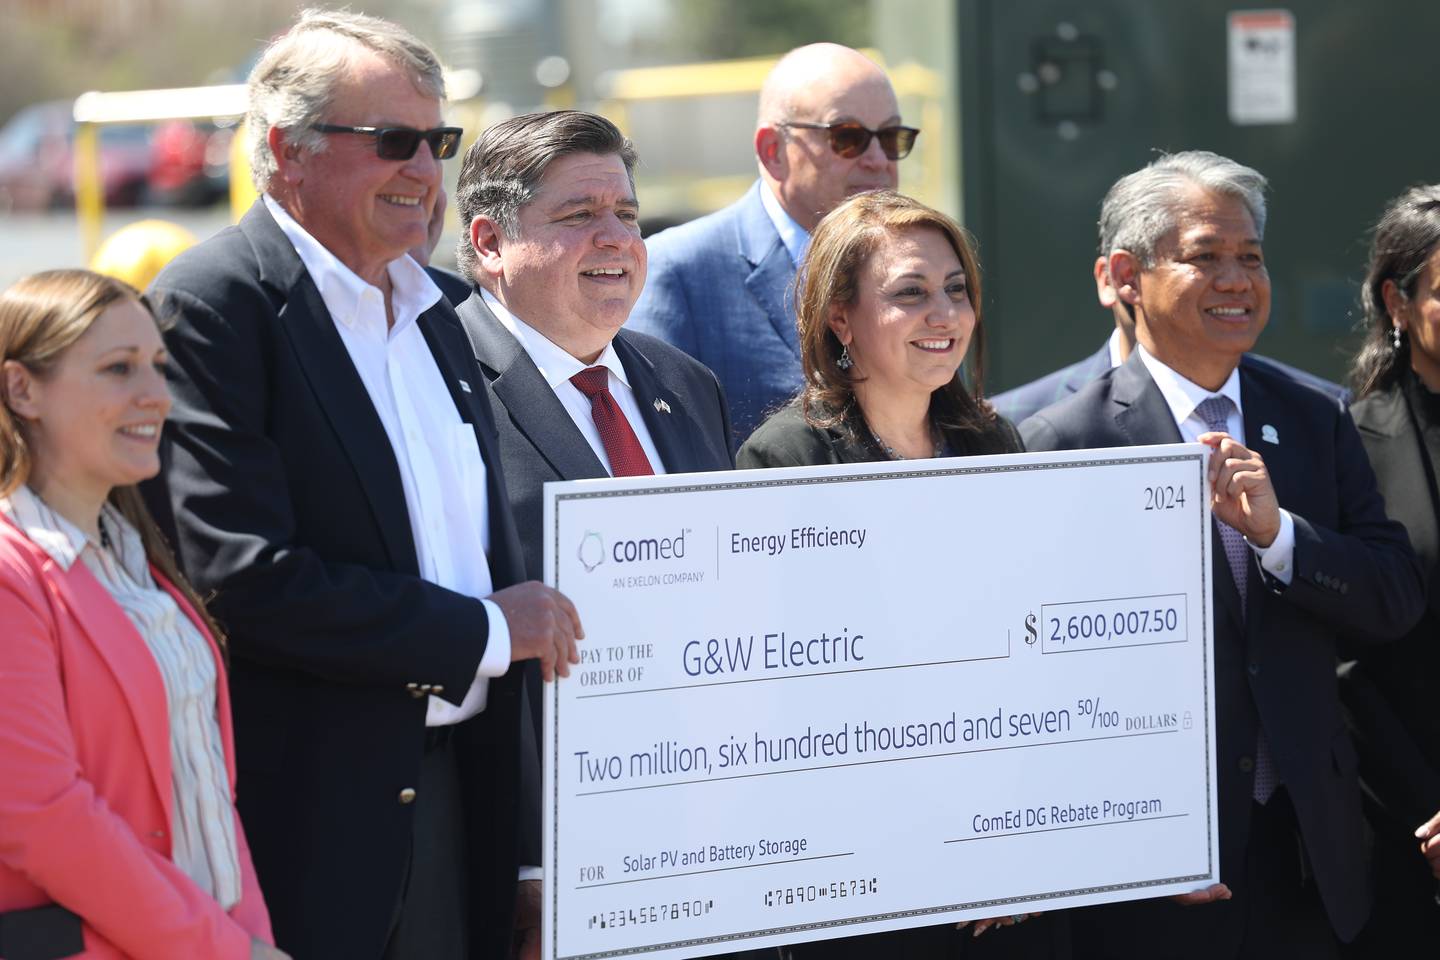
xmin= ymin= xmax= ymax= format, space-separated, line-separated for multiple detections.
xmin=1024 ymin=612 xmax=1038 ymax=645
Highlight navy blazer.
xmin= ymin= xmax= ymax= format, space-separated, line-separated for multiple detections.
xmin=145 ymin=201 xmax=530 ymax=960
xmin=631 ymin=181 xmax=802 ymax=447
xmin=1021 ymin=352 xmax=1422 ymax=952
xmin=991 ymin=344 xmax=1112 ymax=425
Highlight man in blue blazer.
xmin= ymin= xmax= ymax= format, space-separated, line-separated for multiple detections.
xmin=1021 ymin=150 xmax=1422 ymax=958
xmin=993 ymin=257 xmax=1349 ymax=425
xmin=630 ymin=43 xmax=916 ymax=447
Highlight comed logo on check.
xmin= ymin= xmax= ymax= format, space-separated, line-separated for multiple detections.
xmin=577 ymin=527 xmax=692 ymax=572
xmin=577 ymin=531 xmax=605 ymax=572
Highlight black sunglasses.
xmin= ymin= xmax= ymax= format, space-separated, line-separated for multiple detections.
xmin=310 ymin=123 xmax=464 ymax=161
xmin=779 ymin=120 xmax=920 ymax=160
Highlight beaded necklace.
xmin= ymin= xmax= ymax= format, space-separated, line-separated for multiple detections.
xmin=868 ymin=424 xmax=945 ymax=460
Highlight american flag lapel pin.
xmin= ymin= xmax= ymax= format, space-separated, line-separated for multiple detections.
xmin=653 ymin=398 xmax=672 ymax=414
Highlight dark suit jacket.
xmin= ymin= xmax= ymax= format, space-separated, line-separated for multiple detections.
xmin=993 ymin=341 xmax=1350 ymax=427
xmin=427 ymin=263 xmax=474 ymax=306
xmin=1343 ymin=377 xmax=1440 ymax=950
xmin=1020 ymin=352 xmax=1423 ymax=953
xmin=737 ymin=399 xmax=1023 ymax=468
xmin=991 ymin=344 xmax=1112 ymax=426
xmin=453 ymin=293 xmax=734 ymax=874
xmin=1346 ymin=380 xmax=1440 ymax=825
xmin=630 ymin=181 xmax=802 ymax=447
xmin=144 ymin=201 xmax=530 ymax=960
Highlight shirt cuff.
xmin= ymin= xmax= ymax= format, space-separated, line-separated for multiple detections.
xmin=1248 ymin=509 xmax=1295 ymax=586
xmin=477 ymin=598 xmax=511 ymax=678
xmin=519 ymin=865 xmax=542 ymax=882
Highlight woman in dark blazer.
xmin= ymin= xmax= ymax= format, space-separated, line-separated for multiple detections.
xmin=1343 ymin=184 xmax=1440 ymax=953
xmin=738 ymin=191 xmax=1065 ymax=960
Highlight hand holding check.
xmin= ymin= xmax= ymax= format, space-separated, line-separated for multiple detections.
xmin=1199 ymin=432 xmax=1281 ymax=548
xmin=492 ymin=582 xmax=584 ymax=680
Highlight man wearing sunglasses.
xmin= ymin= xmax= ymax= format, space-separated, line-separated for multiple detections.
xmin=144 ymin=10 xmax=579 ymax=960
xmin=631 ymin=43 xmax=916 ymax=447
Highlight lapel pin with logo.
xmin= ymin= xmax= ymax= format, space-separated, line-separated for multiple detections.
xmin=653 ymin=398 xmax=672 ymax=414
xmin=458 ymin=379 xmax=472 ymax=393
xmin=1260 ymin=424 xmax=1279 ymax=445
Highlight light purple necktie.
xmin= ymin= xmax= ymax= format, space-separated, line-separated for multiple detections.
xmin=1196 ymin=395 xmax=1279 ymax=804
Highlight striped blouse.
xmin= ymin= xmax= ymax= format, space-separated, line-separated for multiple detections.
xmin=2 ymin=485 xmax=242 ymax=908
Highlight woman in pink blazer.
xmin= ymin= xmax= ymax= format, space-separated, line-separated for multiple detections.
xmin=0 ymin=270 xmax=282 ymax=960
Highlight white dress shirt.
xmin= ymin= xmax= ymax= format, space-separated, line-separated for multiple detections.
xmin=759 ymin=179 xmax=811 ymax=267
xmin=1106 ymin=326 xmax=1126 ymax=368
xmin=481 ymin=289 xmax=670 ymax=475
xmin=1136 ymin=344 xmax=1296 ymax=584
xmin=2 ymin=486 xmax=243 ymax=907
xmin=265 ymin=195 xmax=510 ymax=724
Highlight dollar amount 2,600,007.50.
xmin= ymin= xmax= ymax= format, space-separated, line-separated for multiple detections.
xmin=1039 ymin=595 xmax=1188 ymax=653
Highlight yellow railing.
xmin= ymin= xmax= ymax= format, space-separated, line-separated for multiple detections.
xmin=71 ymin=84 xmax=248 ymax=261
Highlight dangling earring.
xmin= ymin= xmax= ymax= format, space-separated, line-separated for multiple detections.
xmin=837 ymin=344 xmax=853 ymax=370
xmin=1393 ymin=325 xmax=1404 ymax=350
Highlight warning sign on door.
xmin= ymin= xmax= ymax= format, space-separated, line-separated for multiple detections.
xmin=1228 ymin=9 xmax=1296 ymax=125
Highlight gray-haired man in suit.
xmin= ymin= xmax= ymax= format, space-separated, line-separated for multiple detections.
xmin=1021 ymin=150 xmax=1422 ymax=958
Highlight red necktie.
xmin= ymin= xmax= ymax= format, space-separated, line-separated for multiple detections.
xmin=570 ymin=366 xmax=654 ymax=477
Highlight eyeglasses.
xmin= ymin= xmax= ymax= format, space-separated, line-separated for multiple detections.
xmin=310 ymin=123 xmax=464 ymax=161
xmin=779 ymin=121 xmax=920 ymax=160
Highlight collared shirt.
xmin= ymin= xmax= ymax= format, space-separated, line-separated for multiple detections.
xmin=1136 ymin=344 xmax=1296 ymax=584
xmin=481 ymin=289 xmax=669 ymax=475
xmin=265 ymin=195 xmax=510 ymax=724
xmin=1106 ymin=327 xmax=1126 ymax=368
xmin=759 ymin=179 xmax=811 ymax=267
xmin=1 ymin=486 xmax=243 ymax=908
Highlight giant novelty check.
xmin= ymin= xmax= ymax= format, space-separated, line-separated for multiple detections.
xmin=542 ymin=444 xmax=1219 ymax=959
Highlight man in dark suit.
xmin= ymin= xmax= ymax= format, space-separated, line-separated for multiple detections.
xmin=991 ymin=257 xmax=1128 ymax=424
xmin=1020 ymin=150 xmax=1423 ymax=958
xmin=630 ymin=44 xmax=915 ymax=446
xmin=451 ymin=110 xmax=734 ymax=582
xmin=144 ymin=11 xmax=580 ymax=960
xmin=993 ymin=257 xmax=1348 ymax=425
xmin=448 ymin=108 xmax=736 ymax=959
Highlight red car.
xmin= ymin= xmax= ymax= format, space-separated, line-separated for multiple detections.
xmin=147 ymin=118 xmax=234 ymax=207
xmin=0 ymin=100 xmax=152 ymax=211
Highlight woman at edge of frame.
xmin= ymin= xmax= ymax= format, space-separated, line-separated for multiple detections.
xmin=737 ymin=190 xmax=1069 ymax=960
xmin=1340 ymin=184 xmax=1440 ymax=956
xmin=0 ymin=270 xmax=283 ymax=960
